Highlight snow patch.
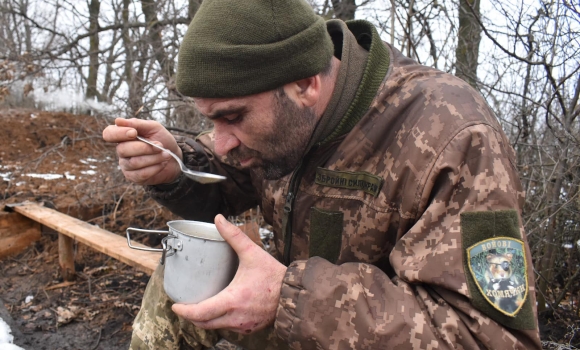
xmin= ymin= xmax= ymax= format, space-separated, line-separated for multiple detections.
xmin=24 ymin=173 xmax=64 ymax=180
xmin=259 ymin=227 xmax=273 ymax=240
xmin=0 ymin=317 xmax=24 ymax=350
xmin=23 ymin=173 xmax=78 ymax=180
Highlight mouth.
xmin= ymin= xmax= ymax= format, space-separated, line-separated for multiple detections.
xmin=239 ymin=157 xmax=254 ymax=167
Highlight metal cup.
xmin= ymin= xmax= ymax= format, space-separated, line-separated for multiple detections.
xmin=127 ymin=220 xmax=238 ymax=304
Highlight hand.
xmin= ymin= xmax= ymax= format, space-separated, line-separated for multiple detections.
xmin=102 ymin=118 xmax=183 ymax=185
xmin=172 ymin=214 xmax=287 ymax=334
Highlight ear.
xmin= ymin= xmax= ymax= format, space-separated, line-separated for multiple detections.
xmin=505 ymin=253 xmax=513 ymax=261
xmin=283 ymin=75 xmax=321 ymax=108
xmin=487 ymin=254 xmax=493 ymax=262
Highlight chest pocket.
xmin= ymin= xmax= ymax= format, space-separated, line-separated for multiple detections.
xmin=309 ymin=207 xmax=343 ymax=263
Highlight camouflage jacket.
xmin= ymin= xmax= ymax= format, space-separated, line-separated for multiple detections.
xmin=150 ymin=20 xmax=541 ymax=350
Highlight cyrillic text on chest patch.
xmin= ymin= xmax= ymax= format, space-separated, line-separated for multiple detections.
xmin=315 ymin=168 xmax=383 ymax=197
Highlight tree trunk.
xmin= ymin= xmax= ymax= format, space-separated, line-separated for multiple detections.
xmin=454 ymin=0 xmax=481 ymax=88
xmin=19 ymin=0 xmax=31 ymax=53
xmin=86 ymin=0 xmax=100 ymax=100
xmin=123 ymin=0 xmax=146 ymax=117
xmin=331 ymin=0 xmax=356 ymax=21
xmin=536 ymin=148 xmax=568 ymax=313
xmin=140 ymin=0 xmax=174 ymax=81
xmin=141 ymin=0 xmax=178 ymax=124
xmin=0 ymin=2 xmax=11 ymax=57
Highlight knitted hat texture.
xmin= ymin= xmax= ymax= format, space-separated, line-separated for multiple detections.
xmin=176 ymin=0 xmax=334 ymax=98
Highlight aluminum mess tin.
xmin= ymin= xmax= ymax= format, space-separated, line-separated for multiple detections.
xmin=126 ymin=220 xmax=238 ymax=304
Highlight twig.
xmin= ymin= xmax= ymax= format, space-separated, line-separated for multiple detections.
xmin=553 ymin=267 xmax=580 ymax=308
xmin=113 ymin=185 xmax=132 ymax=222
xmin=42 ymin=287 xmax=50 ymax=303
xmin=165 ymin=126 xmax=200 ymax=136
xmin=107 ymin=326 xmax=123 ymax=339
xmin=91 ymin=328 xmax=102 ymax=350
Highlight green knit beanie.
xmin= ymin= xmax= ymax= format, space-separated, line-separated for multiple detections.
xmin=176 ymin=0 xmax=334 ymax=98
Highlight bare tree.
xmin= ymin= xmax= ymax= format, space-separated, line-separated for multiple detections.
xmin=454 ymin=0 xmax=481 ymax=88
xmin=474 ymin=0 xmax=580 ymax=315
xmin=331 ymin=0 xmax=357 ymax=20
xmin=86 ymin=0 xmax=101 ymax=100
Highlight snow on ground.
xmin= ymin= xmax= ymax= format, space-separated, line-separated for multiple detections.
xmin=0 ymin=317 xmax=25 ymax=350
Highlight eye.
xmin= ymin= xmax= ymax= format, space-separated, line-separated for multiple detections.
xmin=224 ymin=114 xmax=243 ymax=125
xmin=501 ymin=261 xmax=511 ymax=271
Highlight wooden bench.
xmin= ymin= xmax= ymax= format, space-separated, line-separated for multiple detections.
xmin=4 ymin=202 xmax=159 ymax=278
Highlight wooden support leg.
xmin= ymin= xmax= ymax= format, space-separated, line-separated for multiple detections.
xmin=58 ymin=233 xmax=75 ymax=281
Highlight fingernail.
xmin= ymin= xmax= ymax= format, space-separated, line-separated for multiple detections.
xmin=217 ymin=214 xmax=226 ymax=225
xmin=127 ymin=129 xmax=137 ymax=138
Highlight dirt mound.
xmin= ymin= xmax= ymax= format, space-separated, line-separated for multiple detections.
xmin=0 ymin=109 xmax=176 ymax=349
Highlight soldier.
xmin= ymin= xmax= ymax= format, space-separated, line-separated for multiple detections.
xmin=102 ymin=0 xmax=542 ymax=348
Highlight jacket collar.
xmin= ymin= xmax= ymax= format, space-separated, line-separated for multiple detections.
xmin=308 ymin=19 xmax=391 ymax=149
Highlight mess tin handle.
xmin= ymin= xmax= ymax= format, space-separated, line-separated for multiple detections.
xmin=126 ymin=227 xmax=168 ymax=252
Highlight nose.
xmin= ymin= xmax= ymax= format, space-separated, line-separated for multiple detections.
xmin=213 ymin=123 xmax=241 ymax=156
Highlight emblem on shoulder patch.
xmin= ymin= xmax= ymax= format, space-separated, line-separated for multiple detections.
xmin=467 ymin=237 xmax=528 ymax=317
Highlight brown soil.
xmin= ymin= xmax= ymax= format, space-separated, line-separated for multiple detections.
xmin=0 ymin=109 xmax=177 ymax=349
xmin=0 ymin=108 xmax=577 ymax=349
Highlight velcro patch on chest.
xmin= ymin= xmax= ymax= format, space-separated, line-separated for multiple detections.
xmin=315 ymin=168 xmax=383 ymax=197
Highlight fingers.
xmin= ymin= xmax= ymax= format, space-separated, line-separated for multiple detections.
xmin=172 ymin=295 xmax=229 ymax=323
xmin=172 ymin=216 xmax=287 ymax=334
xmin=118 ymin=150 xmax=171 ymax=171
xmin=116 ymin=138 xmax=163 ymax=158
xmin=102 ymin=118 xmax=163 ymax=143
xmin=103 ymin=118 xmax=182 ymax=185
xmin=172 ymin=293 xmax=256 ymax=333
xmin=117 ymin=141 xmax=177 ymax=185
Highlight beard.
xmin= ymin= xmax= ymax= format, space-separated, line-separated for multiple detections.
xmin=229 ymin=89 xmax=318 ymax=180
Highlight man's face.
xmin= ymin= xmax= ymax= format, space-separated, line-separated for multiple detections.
xmin=193 ymin=89 xmax=318 ymax=180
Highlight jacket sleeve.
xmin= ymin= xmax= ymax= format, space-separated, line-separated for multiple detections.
xmin=274 ymin=124 xmax=541 ymax=349
xmin=147 ymin=132 xmax=260 ymax=222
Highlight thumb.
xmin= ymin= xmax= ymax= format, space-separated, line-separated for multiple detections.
xmin=214 ymin=214 xmax=255 ymax=257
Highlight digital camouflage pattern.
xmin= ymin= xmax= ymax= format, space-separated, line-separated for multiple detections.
xmin=130 ymin=264 xmax=220 ymax=350
xmin=136 ymin=19 xmax=541 ymax=350
xmin=130 ymin=266 xmax=286 ymax=350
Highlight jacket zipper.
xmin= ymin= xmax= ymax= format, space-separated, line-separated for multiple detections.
xmin=281 ymin=147 xmax=317 ymax=266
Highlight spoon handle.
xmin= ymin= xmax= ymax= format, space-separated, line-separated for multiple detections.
xmin=136 ymin=136 xmax=183 ymax=166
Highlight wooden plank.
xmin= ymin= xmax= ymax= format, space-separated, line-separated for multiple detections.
xmin=0 ymin=224 xmax=41 ymax=259
xmin=59 ymin=233 xmax=76 ymax=281
xmin=0 ymin=211 xmax=39 ymax=238
xmin=7 ymin=202 xmax=159 ymax=275
xmin=0 ymin=211 xmax=41 ymax=258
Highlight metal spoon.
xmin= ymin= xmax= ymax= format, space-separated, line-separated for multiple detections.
xmin=136 ymin=135 xmax=226 ymax=184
